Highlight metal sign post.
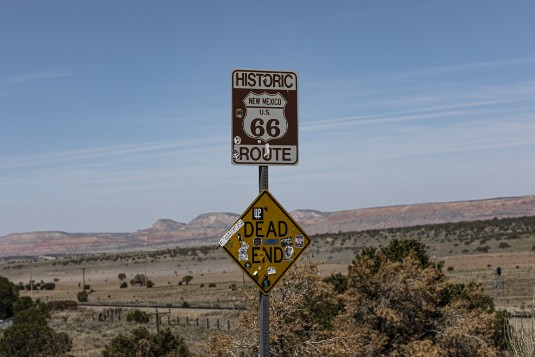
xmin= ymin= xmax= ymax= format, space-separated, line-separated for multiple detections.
xmin=259 ymin=165 xmax=269 ymax=356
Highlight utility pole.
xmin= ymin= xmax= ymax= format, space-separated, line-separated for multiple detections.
xmin=30 ymin=271 xmax=34 ymax=301
xmin=82 ymin=268 xmax=86 ymax=291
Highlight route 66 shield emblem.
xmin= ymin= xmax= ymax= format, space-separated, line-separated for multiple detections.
xmin=242 ymin=92 xmax=288 ymax=143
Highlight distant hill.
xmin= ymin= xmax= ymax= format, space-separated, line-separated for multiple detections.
xmin=1 ymin=195 xmax=535 ymax=257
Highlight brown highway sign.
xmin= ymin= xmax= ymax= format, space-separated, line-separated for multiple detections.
xmin=231 ymin=69 xmax=298 ymax=165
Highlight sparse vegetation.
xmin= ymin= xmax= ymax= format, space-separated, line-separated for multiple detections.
xmin=201 ymin=240 xmax=508 ymax=356
xmin=1 ymin=215 xmax=533 ymax=356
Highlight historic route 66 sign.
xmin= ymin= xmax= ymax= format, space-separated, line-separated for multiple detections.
xmin=231 ymin=69 xmax=298 ymax=165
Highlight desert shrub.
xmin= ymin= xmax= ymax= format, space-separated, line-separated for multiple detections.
xmin=118 ymin=273 xmax=126 ymax=280
xmin=0 ymin=322 xmax=72 ymax=357
xmin=126 ymin=309 xmax=149 ymax=323
xmin=77 ymin=290 xmax=88 ymax=302
xmin=130 ymin=274 xmax=154 ymax=287
xmin=498 ymin=242 xmax=511 ymax=249
xmin=474 ymin=246 xmax=491 ymax=253
xmin=102 ymin=326 xmax=191 ymax=357
xmin=47 ymin=300 xmax=78 ymax=311
xmin=12 ymin=296 xmax=34 ymax=315
xmin=324 ymin=272 xmax=348 ymax=294
xmin=0 ymin=277 xmax=72 ymax=357
xmin=41 ymin=282 xmax=56 ymax=290
xmin=13 ymin=305 xmax=50 ymax=326
xmin=181 ymin=275 xmax=193 ymax=285
xmin=0 ymin=275 xmax=19 ymax=319
xmin=120 ymin=282 xmax=128 ymax=288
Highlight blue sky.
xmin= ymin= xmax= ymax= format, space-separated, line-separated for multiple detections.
xmin=1 ymin=1 xmax=534 ymax=236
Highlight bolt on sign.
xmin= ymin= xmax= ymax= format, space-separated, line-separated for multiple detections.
xmin=231 ymin=69 xmax=298 ymax=165
xmin=219 ymin=190 xmax=310 ymax=294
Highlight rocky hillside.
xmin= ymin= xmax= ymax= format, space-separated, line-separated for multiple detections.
xmin=300 ymin=195 xmax=535 ymax=234
xmin=1 ymin=195 xmax=535 ymax=258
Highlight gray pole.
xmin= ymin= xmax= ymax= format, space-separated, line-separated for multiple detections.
xmin=259 ymin=165 xmax=269 ymax=356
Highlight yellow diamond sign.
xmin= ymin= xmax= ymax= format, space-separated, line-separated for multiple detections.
xmin=219 ymin=190 xmax=311 ymax=294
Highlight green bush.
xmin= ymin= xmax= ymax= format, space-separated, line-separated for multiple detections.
xmin=130 ymin=273 xmax=154 ymax=287
xmin=77 ymin=290 xmax=88 ymax=302
xmin=126 ymin=309 xmax=149 ymax=323
xmin=0 ymin=322 xmax=72 ymax=357
xmin=0 ymin=275 xmax=19 ymax=319
xmin=41 ymin=282 xmax=56 ymax=290
xmin=102 ymin=327 xmax=191 ymax=357
xmin=498 ymin=242 xmax=511 ymax=249
xmin=0 ymin=276 xmax=72 ymax=357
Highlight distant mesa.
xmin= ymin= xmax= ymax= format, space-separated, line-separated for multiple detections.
xmin=150 ymin=219 xmax=186 ymax=232
xmin=1 ymin=195 xmax=535 ymax=258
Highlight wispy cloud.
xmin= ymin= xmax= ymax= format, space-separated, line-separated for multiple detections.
xmin=2 ymin=70 xmax=75 ymax=84
xmin=372 ymin=56 xmax=535 ymax=82
xmin=302 ymin=97 xmax=522 ymax=132
xmin=0 ymin=135 xmax=226 ymax=171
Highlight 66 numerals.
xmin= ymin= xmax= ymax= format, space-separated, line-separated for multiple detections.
xmin=242 ymin=109 xmax=288 ymax=142
xmin=250 ymin=118 xmax=281 ymax=138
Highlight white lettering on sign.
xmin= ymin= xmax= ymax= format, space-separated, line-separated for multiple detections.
xmin=234 ymin=145 xmax=296 ymax=164
xmin=233 ymin=71 xmax=297 ymax=90
xmin=219 ymin=219 xmax=244 ymax=247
